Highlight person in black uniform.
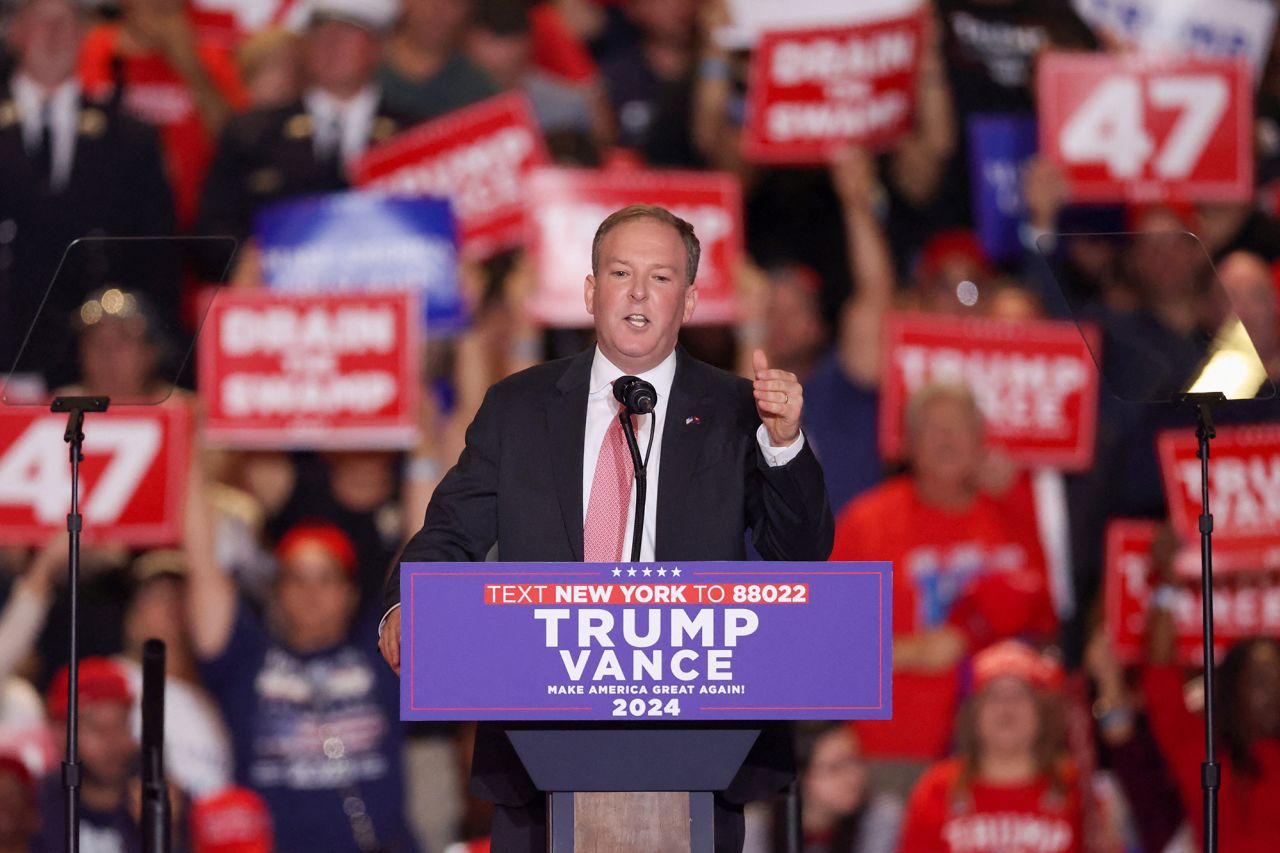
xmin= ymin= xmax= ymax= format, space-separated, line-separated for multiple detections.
xmin=195 ymin=0 xmax=413 ymax=245
xmin=0 ymin=0 xmax=175 ymax=386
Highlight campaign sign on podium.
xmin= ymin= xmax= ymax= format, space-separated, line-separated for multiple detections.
xmin=400 ymin=561 xmax=891 ymax=721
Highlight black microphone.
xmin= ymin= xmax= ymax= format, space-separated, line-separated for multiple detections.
xmin=613 ymin=375 xmax=657 ymax=415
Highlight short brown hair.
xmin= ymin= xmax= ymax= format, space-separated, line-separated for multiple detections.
xmin=591 ymin=205 xmax=700 ymax=286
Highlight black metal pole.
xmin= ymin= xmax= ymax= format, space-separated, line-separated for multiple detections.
xmin=1195 ymin=405 xmax=1221 ymax=853
xmin=51 ymin=395 xmax=109 ymax=853
xmin=1181 ymin=392 xmax=1224 ymax=853
xmin=784 ymin=779 xmax=801 ymax=853
xmin=140 ymin=639 xmax=169 ymax=853
xmin=63 ymin=409 xmax=83 ymax=853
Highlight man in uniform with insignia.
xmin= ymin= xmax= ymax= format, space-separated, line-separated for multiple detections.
xmin=0 ymin=0 xmax=175 ymax=385
xmin=195 ymin=0 xmax=412 ymax=246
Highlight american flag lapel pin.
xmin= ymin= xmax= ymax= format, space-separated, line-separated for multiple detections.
xmin=685 ymin=415 xmax=701 ymax=425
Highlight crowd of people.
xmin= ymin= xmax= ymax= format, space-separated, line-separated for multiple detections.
xmin=1 ymin=0 xmax=1280 ymax=851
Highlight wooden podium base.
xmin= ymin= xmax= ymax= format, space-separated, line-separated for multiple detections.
xmin=549 ymin=791 xmax=715 ymax=852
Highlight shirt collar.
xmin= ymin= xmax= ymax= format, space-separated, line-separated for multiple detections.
xmin=304 ymin=85 xmax=379 ymax=122
xmin=11 ymin=73 xmax=80 ymax=121
xmin=589 ymin=347 xmax=678 ymax=403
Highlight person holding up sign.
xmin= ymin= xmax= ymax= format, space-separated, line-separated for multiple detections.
xmin=1141 ymin=564 xmax=1280 ymax=853
xmin=380 ymin=204 xmax=835 ymax=852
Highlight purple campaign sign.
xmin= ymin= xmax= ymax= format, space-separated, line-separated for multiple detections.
xmin=400 ymin=561 xmax=891 ymax=721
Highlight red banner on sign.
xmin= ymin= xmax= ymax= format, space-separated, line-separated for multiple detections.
xmin=1038 ymin=52 xmax=1252 ymax=202
xmin=879 ymin=313 xmax=1099 ymax=469
xmin=524 ymin=167 xmax=743 ymax=327
xmin=198 ymin=291 xmax=420 ymax=449
xmin=741 ymin=14 xmax=924 ymax=164
xmin=0 ymin=404 xmax=190 ymax=546
xmin=353 ymin=92 xmax=550 ymax=259
xmin=1157 ymin=424 xmax=1280 ymax=575
xmin=1105 ymin=519 xmax=1280 ymax=665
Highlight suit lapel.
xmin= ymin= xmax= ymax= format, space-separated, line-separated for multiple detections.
xmin=546 ymin=348 xmax=593 ymax=561
xmin=656 ymin=348 xmax=713 ymax=561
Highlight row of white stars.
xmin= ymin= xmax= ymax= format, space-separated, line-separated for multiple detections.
xmin=610 ymin=567 xmax=681 ymax=577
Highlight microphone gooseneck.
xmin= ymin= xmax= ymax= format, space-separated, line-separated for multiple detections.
xmin=612 ymin=376 xmax=657 ymax=563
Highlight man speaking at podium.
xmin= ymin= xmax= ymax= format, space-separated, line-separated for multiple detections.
xmin=380 ymin=204 xmax=835 ymax=851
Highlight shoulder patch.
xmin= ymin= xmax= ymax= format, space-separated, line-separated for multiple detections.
xmin=285 ymin=113 xmax=312 ymax=139
xmin=248 ymin=167 xmax=284 ymax=194
xmin=78 ymin=107 xmax=107 ymax=138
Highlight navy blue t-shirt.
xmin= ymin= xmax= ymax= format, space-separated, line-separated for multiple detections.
xmin=33 ymin=774 xmax=140 ymax=853
xmin=199 ymin=603 xmax=415 ymax=853
xmin=801 ymin=353 xmax=884 ymax=517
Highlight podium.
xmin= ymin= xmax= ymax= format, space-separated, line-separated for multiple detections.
xmin=509 ymin=726 xmax=759 ymax=851
xmin=400 ymin=561 xmax=892 ymax=851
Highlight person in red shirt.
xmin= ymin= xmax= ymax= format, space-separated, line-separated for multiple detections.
xmin=1143 ymin=582 xmax=1280 ymax=853
xmin=899 ymin=641 xmax=1082 ymax=853
xmin=831 ymin=384 xmax=1057 ymax=775
xmin=78 ymin=0 xmax=248 ymax=227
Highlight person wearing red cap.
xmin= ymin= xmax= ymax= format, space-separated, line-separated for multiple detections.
xmin=910 ymin=229 xmax=994 ymax=316
xmin=190 ymin=786 xmax=273 ymax=853
xmin=185 ymin=461 xmax=416 ymax=853
xmin=0 ymin=755 xmax=39 ymax=853
xmin=898 ymin=641 xmax=1082 ymax=853
xmin=32 ymin=657 xmax=140 ymax=853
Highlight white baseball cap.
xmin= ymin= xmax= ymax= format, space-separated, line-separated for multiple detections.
xmin=307 ymin=0 xmax=400 ymax=33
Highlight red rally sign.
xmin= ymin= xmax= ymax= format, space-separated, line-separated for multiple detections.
xmin=198 ymin=290 xmax=420 ymax=449
xmin=0 ymin=403 xmax=190 ymax=546
xmin=353 ymin=92 xmax=550 ymax=259
xmin=524 ymin=166 xmax=743 ymax=327
xmin=879 ymin=312 xmax=1099 ymax=469
xmin=1158 ymin=424 xmax=1280 ymax=575
xmin=1038 ymin=52 xmax=1252 ymax=202
xmin=741 ymin=13 xmax=924 ymax=164
xmin=1105 ymin=519 xmax=1280 ymax=665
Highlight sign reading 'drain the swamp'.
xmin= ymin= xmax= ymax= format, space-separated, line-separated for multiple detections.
xmin=198 ymin=291 xmax=420 ymax=450
xmin=1157 ymin=424 xmax=1280 ymax=574
xmin=742 ymin=13 xmax=924 ymax=163
xmin=0 ymin=404 xmax=190 ymax=546
xmin=1104 ymin=519 xmax=1280 ymax=665
xmin=353 ymin=92 xmax=550 ymax=259
xmin=525 ymin=167 xmax=742 ymax=327
xmin=879 ymin=313 xmax=1099 ymax=469
xmin=254 ymin=192 xmax=464 ymax=334
xmin=400 ymin=561 xmax=891 ymax=721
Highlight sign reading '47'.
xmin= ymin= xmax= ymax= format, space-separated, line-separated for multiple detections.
xmin=1038 ymin=52 xmax=1252 ymax=202
xmin=0 ymin=404 xmax=190 ymax=546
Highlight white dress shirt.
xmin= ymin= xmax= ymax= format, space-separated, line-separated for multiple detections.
xmin=583 ymin=346 xmax=805 ymax=563
xmin=303 ymin=85 xmax=380 ymax=166
xmin=11 ymin=73 xmax=79 ymax=191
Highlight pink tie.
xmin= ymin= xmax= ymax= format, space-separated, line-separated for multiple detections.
xmin=584 ymin=407 xmax=634 ymax=562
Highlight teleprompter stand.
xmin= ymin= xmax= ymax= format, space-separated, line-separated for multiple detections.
xmin=1180 ymin=392 xmax=1227 ymax=853
xmin=1034 ymin=229 xmax=1277 ymax=853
